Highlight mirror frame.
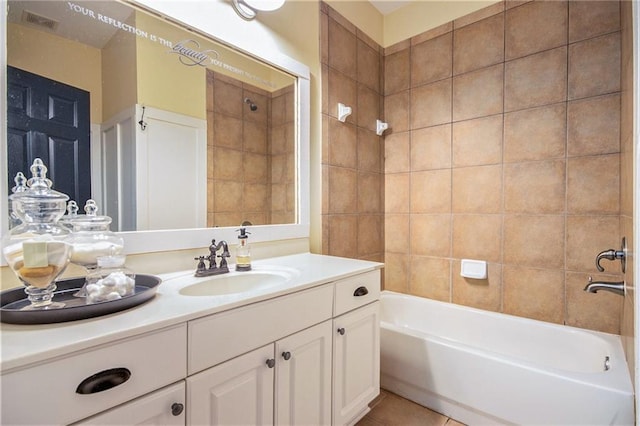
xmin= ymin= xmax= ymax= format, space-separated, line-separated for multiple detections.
xmin=0 ymin=0 xmax=310 ymax=263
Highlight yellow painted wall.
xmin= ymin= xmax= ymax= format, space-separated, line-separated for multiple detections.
xmin=324 ymin=0 xmax=384 ymax=45
xmin=7 ymin=23 xmax=103 ymax=122
xmin=101 ymin=29 xmax=137 ymax=121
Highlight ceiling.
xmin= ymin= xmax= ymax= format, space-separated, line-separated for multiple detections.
xmin=369 ymin=0 xmax=412 ymax=15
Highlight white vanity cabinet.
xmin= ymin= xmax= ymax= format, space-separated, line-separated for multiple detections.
xmin=332 ymin=271 xmax=381 ymax=425
xmin=74 ymin=381 xmax=186 ymax=425
xmin=187 ymin=320 xmax=332 ymax=425
xmin=1 ymin=259 xmax=382 ymax=426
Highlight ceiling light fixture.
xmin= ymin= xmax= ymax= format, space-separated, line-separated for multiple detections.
xmin=232 ymin=0 xmax=285 ymax=20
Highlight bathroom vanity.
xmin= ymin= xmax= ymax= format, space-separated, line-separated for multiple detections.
xmin=0 ymin=253 xmax=381 ymax=425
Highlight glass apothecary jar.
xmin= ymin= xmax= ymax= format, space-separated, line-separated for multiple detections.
xmin=64 ymin=200 xmax=124 ymax=270
xmin=2 ymin=159 xmax=72 ymax=310
xmin=84 ymin=255 xmax=136 ymax=304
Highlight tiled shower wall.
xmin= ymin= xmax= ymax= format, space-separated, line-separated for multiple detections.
xmin=206 ymin=71 xmax=295 ymax=227
xmin=382 ymin=0 xmax=625 ymax=334
xmin=320 ymin=3 xmax=385 ymax=263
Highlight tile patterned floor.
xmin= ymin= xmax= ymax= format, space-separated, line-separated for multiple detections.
xmin=356 ymin=389 xmax=466 ymax=426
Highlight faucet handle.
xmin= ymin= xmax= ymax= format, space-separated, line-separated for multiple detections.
xmin=595 ymin=237 xmax=627 ymax=273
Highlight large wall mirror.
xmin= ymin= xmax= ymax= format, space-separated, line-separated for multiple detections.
xmin=1 ymin=0 xmax=311 ymax=257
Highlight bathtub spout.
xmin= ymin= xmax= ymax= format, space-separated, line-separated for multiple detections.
xmin=584 ymin=277 xmax=625 ymax=296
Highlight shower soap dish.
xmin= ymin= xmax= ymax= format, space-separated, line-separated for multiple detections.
xmin=460 ymin=259 xmax=487 ymax=280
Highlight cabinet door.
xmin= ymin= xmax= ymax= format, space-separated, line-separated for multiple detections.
xmin=333 ymin=301 xmax=380 ymax=426
xmin=187 ymin=344 xmax=274 ymax=426
xmin=74 ymin=381 xmax=185 ymax=425
xmin=275 ymin=320 xmax=332 ymax=425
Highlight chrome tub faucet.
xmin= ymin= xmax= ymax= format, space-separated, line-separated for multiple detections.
xmin=584 ymin=277 xmax=624 ymax=296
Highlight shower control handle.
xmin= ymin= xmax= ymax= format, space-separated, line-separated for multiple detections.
xmin=595 ymin=237 xmax=627 ymax=273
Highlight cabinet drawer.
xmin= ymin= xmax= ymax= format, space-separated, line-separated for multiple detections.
xmin=188 ymin=284 xmax=333 ymax=374
xmin=1 ymin=324 xmax=187 ymax=426
xmin=333 ymin=270 xmax=380 ymax=316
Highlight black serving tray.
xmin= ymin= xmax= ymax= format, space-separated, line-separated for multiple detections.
xmin=0 ymin=274 xmax=161 ymax=325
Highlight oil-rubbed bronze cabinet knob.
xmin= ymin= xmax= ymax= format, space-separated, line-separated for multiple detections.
xmin=337 ymin=328 xmax=345 ymax=335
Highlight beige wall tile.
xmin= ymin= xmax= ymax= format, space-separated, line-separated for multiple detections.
xmin=244 ymin=153 xmax=268 ymax=183
xmin=411 ymin=32 xmax=452 ymax=87
xmin=214 ymin=181 xmax=243 ymax=212
xmin=328 ymin=118 xmax=357 ymax=168
xmin=328 ymin=68 xmax=357 ymax=124
xmin=214 ymin=79 xmax=243 ymax=117
xmin=453 ymin=13 xmax=504 ymax=75
xmin=383 ymin=253 xmax=410 ymax=292
xmin=505 ymin=47 xmax=567 ymax=112
xmin=213 ymin=114 xmax=242 ymax=149
xmin=358 ymin=214 xmax=383 ymax=256
xmin=213 ymin=147 xmax=243 ymax=180
xmin=384 ymin=132 xmax=410 ymax=173
xmin=410 ymin=214 xmax=452 ymax=257
xmin=453 ymin=63 xmax=504 ymax=121
xmin=358 ymin=129 xmax=382 ymax=173
xmin=569 ymin=0 xmax=621 ymax=43
xmin=411 ymin=79 xmax=452 ymax=129
xmin=452 ymin=164 xmax=503 ymax=214
xmin=410 ymin=256 xmax=452 ymax=302
xmin=328 ymin=166 xmax=358 ymax=213
xmin=357 ymin=38 xmax=381 ymax=92
xmin=385 ymin=173 xmax=410 ymax=213
xmin=385 ymin=214 xmax=410 ymax=254
xmin=566 ymin=272 xmax=622 ymax=333
xmin=567 ymin=154 xmax=620 ymax=214
xmin=504 ymin=103 xmax=566 ymax=162
xmin=411 ymin=124 xmax=452 ymax=171
xmin=357 ymin=84 xmax=381 ymax=132
xmin=505 ymin=0 xmax=568 ymax=60
xmin=243 ymin=183 xmax=268 ymax=211
xmin=410 ymin=169 xmax=452 ymax=213
xmin=567 ymin=94 xmax=621 ymax=157
xmin=568 ymin=32 xmax=621 ymax=100
xmin=566 ymin=215 xmax=621 ymax=273
xmin=384 ymin=91 xmax=410 ymax=133
xmin=452 ymin=261 xmax=502 ymax=312
xmin=503 ymin=265 xmax=565 ymax=323
xmin=411 ymin=22 xmax=452 ymax=45
xmin=243 ymin=121 xmax=267 ymax=154
xmin=452 ymin=114 xmax=503 ymax=167
xmin=358 ymin=172 xmax=382 ymax=213
xmin=504 ymin=160 xmax=566 ymax=213
xmin=384 ymin=48 xmax=410 ymax=95
xmin=328 ymin=17 xmax=357 ymax=79
xmin=328 ymin=214 xmax=358 ymax=257
xmin=452 ymin=214 xmax=503 ymax=262
xmin=504 ymin=215 xmax=565 ymax=269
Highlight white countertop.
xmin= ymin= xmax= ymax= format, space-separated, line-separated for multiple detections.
xmin=1 ymin=253 xmax=382 ymax=373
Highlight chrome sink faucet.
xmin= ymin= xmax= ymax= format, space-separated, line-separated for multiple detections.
xmin=194 ymin=239 xmax=231 ymax=277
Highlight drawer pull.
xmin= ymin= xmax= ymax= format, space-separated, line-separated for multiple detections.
xmin=171 ymin=402 xmax=184 ymax=416
xmin=282 ymin=351 xmax=291 ymax=361
xmin=76 ymin=367 xmax=131 ymax=395
xmin=353 ymin=286 xmax=369 ymax=297
xmin=266 ymin=358 xmax=276 ymax=368
xmin=337 ymin=327 xmax=345 ymax=335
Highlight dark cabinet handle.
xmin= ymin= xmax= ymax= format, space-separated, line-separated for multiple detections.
xmin=337 ymin=327 xmax=345 ymax=335
xmin=353 ymin=286 xmax=368 ymax=297
xmin=282 ymin=351 xmax=291 ymax=361
xmin=76 ymin=367 xmax=131 ymax=395
xmin=171 ymin=403 xmax=184 ymax=416
xmin=266 ymin=358 xmax=276 ymax=368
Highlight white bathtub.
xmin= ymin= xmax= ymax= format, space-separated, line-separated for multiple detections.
xmin=380 ymin=291 xmax=634 ymax=425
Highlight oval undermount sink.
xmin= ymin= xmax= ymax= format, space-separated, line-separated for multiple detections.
xmin=178 ymin=267 xmax=298 ymax=297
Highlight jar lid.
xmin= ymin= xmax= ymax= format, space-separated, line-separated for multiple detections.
xmin=61 ymin=199 xmax=113 ymax=230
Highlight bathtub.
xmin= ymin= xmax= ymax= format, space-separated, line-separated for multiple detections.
xmin=380 ymin=291 xmax=634 ymax=425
